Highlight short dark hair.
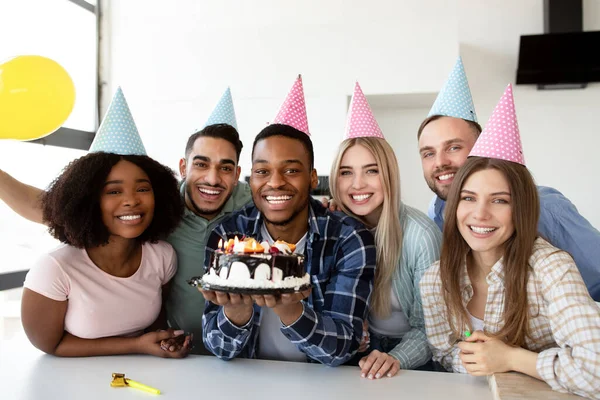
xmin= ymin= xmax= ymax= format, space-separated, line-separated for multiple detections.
xmin=251 ymin=124 xmax=314 ymax=169
xmin=417 ymin=115 xmax=482 ymax=140
xmin=185 ymin=124 xmax=243 ymax=162
xmin=42 ymin=152 xmax=184 ymax=248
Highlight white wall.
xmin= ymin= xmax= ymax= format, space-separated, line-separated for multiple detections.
xmin=104 ymin=0 xmax=600 ymax=228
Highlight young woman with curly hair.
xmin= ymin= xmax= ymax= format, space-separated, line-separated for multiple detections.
xmin=21 ymin=152 xmax=190 ymax=358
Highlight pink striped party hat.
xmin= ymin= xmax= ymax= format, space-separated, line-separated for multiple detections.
xmin=272 ymin=75 xmax=310 ymax=135
xmin=469 ymin=84 xmax=525 ymax=165
xmin=344 ymin=82 xmax=385 ymax=140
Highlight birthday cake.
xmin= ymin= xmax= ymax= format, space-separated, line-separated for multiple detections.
xmin=189 ymin=237 xmax=311 ymax=294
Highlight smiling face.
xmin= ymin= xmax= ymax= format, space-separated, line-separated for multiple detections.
xmin=250 ymin=135 xmax=317 ymax=227
xmin=336 ymin=144 xmax=384 ymax=221
xmin=456 ymin=168 xmax=515 ymax=264
xmin=418 ymin=117 xmax=478 ymax=200
xmin=179 ymin=136 xmax=241 ymax=220
xmin=100 ymin=160 xmax=155 ymax=240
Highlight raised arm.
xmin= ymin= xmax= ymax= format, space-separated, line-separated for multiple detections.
xmin=0 ymin=169 xmax=45 ymax=224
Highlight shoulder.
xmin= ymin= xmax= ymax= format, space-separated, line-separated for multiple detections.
xmin=231 ymin=182 xmax=253 ymax=208
xmin=41 ymin=244 xmax=85 ymax=267
xmin=142 ymin=240 xmax=175 ymax=258
xmin=419 ymin=261 xmax=442 ymax=293
xmin=402 ymin=203 xmax=443 ymax=242
xmin=537 ymin=185 xmax=574 ymax=212
xmin=528 ymin=237 xmax=576 ymax=281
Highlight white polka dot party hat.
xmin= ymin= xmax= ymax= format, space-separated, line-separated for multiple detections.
xmin=469 ymin=84 xmax=525 ymax=165
xmin=272 ymin=75 xmax=310 ymax=135
xmin=88 ymin=87 xmax=147 ymax=155
xmin=344 ymin=82 xmax=384 ymax=140
xmin=427 ymin=56 xmax=478 ymax=123
xmin=205 ymin=87 xmax=238 ymax=130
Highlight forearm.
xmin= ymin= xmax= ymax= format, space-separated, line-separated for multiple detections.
xmin=53 ymin=332 xmax=140 ymax=357
xmin=508 ymin=347 xmax=542 ymax=380
xmin=0 ymin=170 xmax=44 ymax=224
xmin=387 ymin=328 xmax=431 ymax=370
xmin=281 ymin=305 xmax=359 ymax=367
xmin=202 ymin=303 xmax=254 ymax=359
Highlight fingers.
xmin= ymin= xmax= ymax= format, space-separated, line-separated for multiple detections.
xmin=366 ymin=352 xmax=387 ymax=380
xmin=375 ymin=356 xmax=398 ymax=379
xmin=252 ymin=294 xmax=279 ymax=308
xmin=154 ymin=329 xmax=184 ymax=341
xmin=359 ymin=350 xmax=381 ymax=378
xmin=457 ymin=341 xmax=479 ymax=354
xmin=199 ymin=289 xmax=216 ymax=302
xmin=465 ymin=330 xmax=489 ymax=342
xmin=386 ymin=359 xmax=401 ymax=378
xmin=320 ymin=197 xmax=330 ymax=208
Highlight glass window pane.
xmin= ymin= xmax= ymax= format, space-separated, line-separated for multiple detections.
xmin=0 ymin=0 xmax=97 ymax=131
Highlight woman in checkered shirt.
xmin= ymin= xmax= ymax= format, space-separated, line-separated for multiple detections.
xmin=420 ymin=156 xmax=600 ymax=399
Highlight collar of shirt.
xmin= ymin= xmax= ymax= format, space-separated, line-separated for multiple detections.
xmin=459 ymin=255 xmax=506 ymax=302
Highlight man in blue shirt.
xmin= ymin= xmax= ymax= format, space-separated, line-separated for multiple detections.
xmin=417 ymin=57 xmax=600 ymax=301
xmin=200 ymin=124 xmax=376 ymax=366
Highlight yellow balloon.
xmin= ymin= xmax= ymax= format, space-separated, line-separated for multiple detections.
xmin=0 ymin=55 xmax=76 ymax=141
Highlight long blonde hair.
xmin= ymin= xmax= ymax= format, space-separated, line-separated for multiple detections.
xmin=330 ymin=137 xmax=403 ymax=318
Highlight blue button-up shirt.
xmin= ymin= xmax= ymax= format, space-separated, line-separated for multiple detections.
xmin=428 ymin=186 xmax=600 ymax=301
xmin=202 ymin=198 xmax=376 ymax=366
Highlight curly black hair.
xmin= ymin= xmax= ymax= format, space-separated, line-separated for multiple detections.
xmin=42 ymin=152 xmax=184 ymax=248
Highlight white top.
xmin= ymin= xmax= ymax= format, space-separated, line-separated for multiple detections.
xmin=467 ymin=310 xmax=485 ymax=332
xmin=258 ymin=224 xmax=308 ymax=362
xmin=368 ymin=287 xmax=411 ymax=338
xmin=24 ymin=241 xmax=177 ymax=339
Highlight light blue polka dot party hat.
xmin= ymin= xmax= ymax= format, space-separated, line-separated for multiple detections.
xmin=204 ymin=87 xmax=238 ymax=130
xmin=88 ymin=87 xmax=147 ymax=155
xmin=427 ymin=56 xmax=478 ymax=123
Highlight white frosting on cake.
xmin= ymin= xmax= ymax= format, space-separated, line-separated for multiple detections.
xmin=254 ymin=263 xmax=271 ymax=280
xmin=272 ymin=267 xmax=283 ymax=283
xmin=202 ymin=270 xmax=311 ymax=290
xmin=272 ymin=242 xmax=292 ymax=254
xmin=229 ymin=261 xmax=251 ymax=280
xmin=233 ymin=241 xmax=247 ymax=253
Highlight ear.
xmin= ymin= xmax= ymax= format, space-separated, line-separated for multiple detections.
xmin=234 ymin=166 xmax=241 ymax=186
xmin=179 ymin=158 xmax=187 ymax=179
xmin=310 ymin=169 xmax=318 ymax=190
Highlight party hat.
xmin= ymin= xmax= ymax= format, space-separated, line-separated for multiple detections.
xmin=427 ymin=56 xmax=478 ymax=123
xmin=272 ymin=75 xmax=310 ymax=135
xmin=88 ymin=87 xmax=147 ymax=155
xmin=344 ymin=82 xmax=384 ymax=140
xmin=205 ymin=87 xmax=238 ymax=130
xmin=469 ymin=84 xmax=525 ymax=165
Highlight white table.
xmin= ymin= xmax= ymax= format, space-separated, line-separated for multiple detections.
xmin=0 ymin=335 xmax=493 ymax=399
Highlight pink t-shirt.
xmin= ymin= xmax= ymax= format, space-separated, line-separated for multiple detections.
xmin=24 ymin=240 xmax=176 ymax=339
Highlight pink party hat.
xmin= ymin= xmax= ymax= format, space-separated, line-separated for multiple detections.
xmin=272 ymin=75 xmax=310 ymax=135
xmin=469 ymin=84 xmax=525 ymax=165
xmin=344 ymin=82 xmax=385 ymax=140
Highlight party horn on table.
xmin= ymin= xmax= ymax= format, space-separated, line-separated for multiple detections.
xmin=111 ymin=373 xmax=161 ymax=395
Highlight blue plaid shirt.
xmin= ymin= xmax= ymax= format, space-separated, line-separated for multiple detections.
xmin=202 ymin=198 xmax=376 ymax=366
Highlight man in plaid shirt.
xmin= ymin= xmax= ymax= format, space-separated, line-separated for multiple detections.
xmin=200 ymin=124 xmax=376 ymax=366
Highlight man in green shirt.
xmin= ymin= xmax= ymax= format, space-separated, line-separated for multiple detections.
xmin=166 ymin=123 xmax=251 ymax=353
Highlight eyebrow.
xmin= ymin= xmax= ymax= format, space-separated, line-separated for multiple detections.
xmin=461 ymin=189 xmax=511 ymax=196
xmin=104 ymin=178 xmax=151 ymax=186
xmin=340 ymin=163 xmax=378 ymax=169
xmin=419 ymin=138 xmax=466 ymax=153
xmin=193 ymin=155 xmax=236 ymax=166
xmin=253 ymin=159 xmax=305 ymax=166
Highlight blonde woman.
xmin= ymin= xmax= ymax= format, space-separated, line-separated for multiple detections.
xmin=329 ymin=82 xmax=442 ymax=379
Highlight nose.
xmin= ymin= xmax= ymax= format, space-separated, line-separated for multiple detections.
xmin=472 ymin=201 xmax=491 ymax=221
xmin=123 ymin=190 xmax=141 ymax=207
xmin=267 ymin=170 xmax=285 ymax=189
xmin=433 ymin=151 xmax=450 ymax=170
xmin=351 ymin=172 xmax=366 ymax=190
xmin=205 ymin=166 xmax=221 ymax=186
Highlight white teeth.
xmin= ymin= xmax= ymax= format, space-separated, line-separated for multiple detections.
xmin=470 ymin=226 xmax=496 ymax=234
xmin=266 ymin=195 xmax=292 ymax=204
xmin=438 ymin=173 xmax=455 ymax=181
xmin=351 ymin=194 xmax=372 ymax=201
xmin=119 ymin=215 xmax=141 ymax=221
xmin=199 ymin=188 xmax=221 ymax=195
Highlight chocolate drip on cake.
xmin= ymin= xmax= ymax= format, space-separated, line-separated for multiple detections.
xmin=211 ymin=252 xmax=305 ymax=281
